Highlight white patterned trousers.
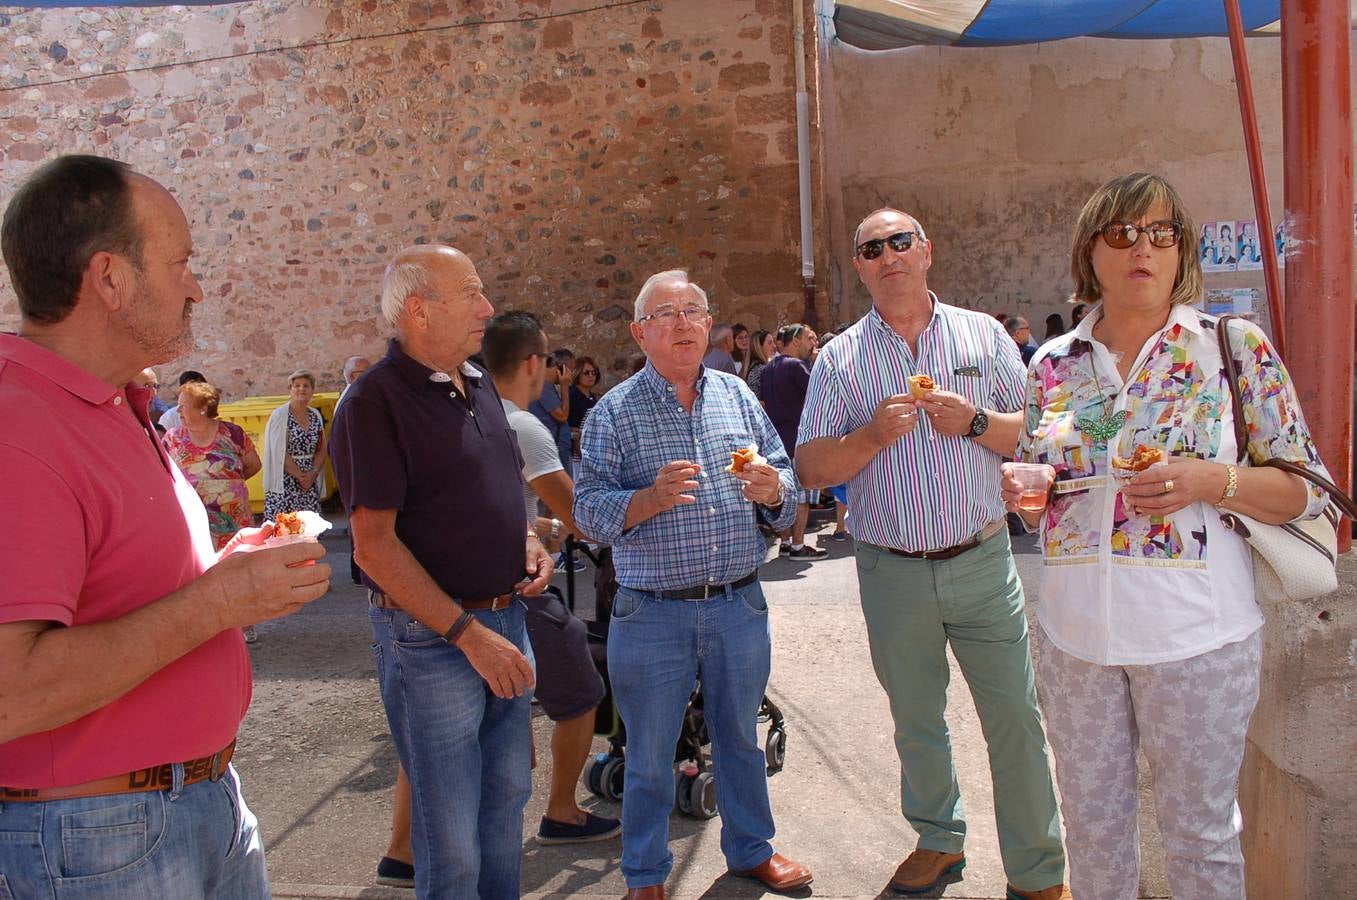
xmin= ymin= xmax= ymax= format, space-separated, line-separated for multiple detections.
xmin=1034 ymin=626 xmax=1263 ymax=900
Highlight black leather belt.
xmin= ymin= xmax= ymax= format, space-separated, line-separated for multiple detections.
xmin=635 ymin=570 xmax=759 ymax=601
xmin=883 ymin=520 xmax=1005 ymax=562
xmin=369 ymin=590 xmax=516 ymax=611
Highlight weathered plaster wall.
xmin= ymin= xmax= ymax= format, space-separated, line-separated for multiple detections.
xmin=0 ymin=0 xmax=809 ymax=396
xmin=826 ymin=36 xmax=1291 ymax=330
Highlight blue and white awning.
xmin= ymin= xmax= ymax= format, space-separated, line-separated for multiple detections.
xmin=831 ymin=1 xmax=1305 ymax=51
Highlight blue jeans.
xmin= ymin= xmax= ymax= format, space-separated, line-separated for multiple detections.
xmin=369 ymin=603 xmax=532 ymax=899
xmin=0 ymin=764 xmax=267 ymax=899
xmin=608 ymin=579 xmax=776 ymax=888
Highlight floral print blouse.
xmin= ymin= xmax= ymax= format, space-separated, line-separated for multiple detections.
xmin=1018 ymin=303 xmax=1328 ymax=666
xmin=164 ymin=420 xmax=256 ymax=551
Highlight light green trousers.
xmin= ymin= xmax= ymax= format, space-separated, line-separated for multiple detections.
xmin=855 ymin=528 xmax=1066 ymax=891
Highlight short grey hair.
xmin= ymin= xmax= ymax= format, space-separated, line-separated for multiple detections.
xmin=633 ymin=269 xmax=710 ymax=321
xmin=380 ymin=255 xmax=439 ymax=328
xmin=288 ymin=368 xmax=315 ymax=388
xmin=342 ymin=355 xmax=370 ymax=382
xmin=709 ymin=323 xmax=733 ymax=345
xmin=853 ymin=208 xmax=928 ymax=249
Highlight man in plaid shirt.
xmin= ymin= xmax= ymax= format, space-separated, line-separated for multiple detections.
xmin=575 ymin=270 xmax=813 ymax=900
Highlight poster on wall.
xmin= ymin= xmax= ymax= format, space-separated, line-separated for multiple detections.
xmin=1200 ymin=221 xmax=1236 ymax=272
xmin=1202 ymin=288 xmax=1258 ymax=317
xmin=1235 ymin=220 xmax=1264 ymax=270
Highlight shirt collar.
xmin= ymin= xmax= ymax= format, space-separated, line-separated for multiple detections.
xmin=0 ymin=333 xmax=138 ymax=409
xmin=638 ymin=359 xmax=706 ymax=397
xmin=1071 ymin=303 xmax=1102 ymax=342
xmin=868 ymin=290 xmax=941 ymax=338
xmin=384 ymin=338 xmax=484 ymax=389
xmin=1077 ymin=301 xmax=1206 ymax=341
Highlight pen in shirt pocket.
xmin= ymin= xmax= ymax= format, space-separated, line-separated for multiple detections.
xmin=953 ymin=365 xmax=982 ymax=377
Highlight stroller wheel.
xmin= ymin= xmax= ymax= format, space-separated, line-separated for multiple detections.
xmin=586 ymin=754 xmax=609 ymax=798
xmin=675 ymin=771 xmax=695 ymax=815
xmin=765 ymin=728 xmax=787 ymax=774
xmin=689 ymin=771 xmax=718 ymax=819
xmin=601 ymin=757 xmax=626 ymax=801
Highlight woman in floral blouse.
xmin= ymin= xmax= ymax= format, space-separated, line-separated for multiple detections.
xmin=163 ymin=381 xmax=261 ymax=551
xmin=1001 ymin=173 xmax=1329 ymax=900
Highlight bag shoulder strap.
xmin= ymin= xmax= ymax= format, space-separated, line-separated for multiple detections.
xmin=1214 ymin=314 xmax=1250 ymax=464
xmin=1215 ymin=314 xmax=1357 ymax=521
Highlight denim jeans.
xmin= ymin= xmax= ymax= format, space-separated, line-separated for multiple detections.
xmin=0 ymin=764 xmax=267 ymax=899
xmin=608 ymin=579 xmax=776 ymax=888
xmin=369 ymin=602 xmax=533 ymax=899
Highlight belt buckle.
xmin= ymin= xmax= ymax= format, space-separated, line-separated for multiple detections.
xmin=208 ymin=749 xmax=228 ymax=782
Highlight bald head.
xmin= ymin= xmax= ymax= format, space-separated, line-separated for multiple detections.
xmin=381 ymin=245 xmax=469 ymax=329
xmin=381 ymin=244 xmax=493 ymax=370
xmin=853 ymin=207 xmax=927 ymax=249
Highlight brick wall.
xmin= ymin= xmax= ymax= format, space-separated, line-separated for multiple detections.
xmin=0 ymin=0 xmax=808 ymax=397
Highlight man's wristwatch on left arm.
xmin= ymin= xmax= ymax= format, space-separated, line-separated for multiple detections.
xmin=763 ymin=480 xmax=785 ymax=509
xmin=965 ymin=409 xmax=990 ymax=439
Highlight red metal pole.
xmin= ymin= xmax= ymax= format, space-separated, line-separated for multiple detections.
xmin=1282 ymin=0 xmax=1354 ymax=550
xmin=1223 ymin=0 xmax=1286 ymax=358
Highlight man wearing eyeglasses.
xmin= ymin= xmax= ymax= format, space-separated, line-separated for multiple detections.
xmin=134 ymin=367 xmax=172 ymax=423
xmin=796 ymin=209 xmax=1069 ymax=900
xmin=575 ymin=270 xmax=812 ymax=899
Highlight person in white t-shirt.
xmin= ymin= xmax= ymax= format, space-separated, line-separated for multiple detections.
xmin=481 ymin=310 xmax=619 ymax=845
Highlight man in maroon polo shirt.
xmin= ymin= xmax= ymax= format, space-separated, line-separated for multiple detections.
xmin=0 ymin=155 xmax=331 ymax=896
xmin=329 ymin=244 xmax=552 ymax=898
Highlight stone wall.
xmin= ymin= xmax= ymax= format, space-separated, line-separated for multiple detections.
xmin=0 ymin=0 xmax=811 ymax=396
xmin=822 ymin=35 xmax=1298 ymax=332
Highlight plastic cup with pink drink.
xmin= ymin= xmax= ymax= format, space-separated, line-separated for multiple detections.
xmin=1009 ymin=463 xmax=1056 ymax=511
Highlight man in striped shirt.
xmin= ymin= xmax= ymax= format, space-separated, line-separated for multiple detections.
xmin=796 ymin=209 xmax=1069 ymax=900
xmin=575 ymin=270 xmax=812 ymax=900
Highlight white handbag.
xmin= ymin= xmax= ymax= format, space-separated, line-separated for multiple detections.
xmin=1216 ymin=316 xmax=1357 ymax=602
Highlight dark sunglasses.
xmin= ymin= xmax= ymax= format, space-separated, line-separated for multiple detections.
xmin=856 ymin=230 xmax=919 ymax=260
xmin=1098 ymin=220 xmax=1183 ymax=249
xmin=580 ymin=368 xmax=599 ymax=376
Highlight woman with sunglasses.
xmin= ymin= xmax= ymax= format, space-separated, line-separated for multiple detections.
xmin=1001 ymin=172 xmax=1328 ymax=899
xmin=568 ymin=356 xmax=604 ymax=456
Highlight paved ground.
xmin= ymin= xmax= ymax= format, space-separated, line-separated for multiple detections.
xmin=241 ymin=513 xmax=1169 ymax=898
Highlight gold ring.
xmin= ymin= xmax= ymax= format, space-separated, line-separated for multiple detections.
xmin=1163 ymin=479 xmax=1174 ymax=493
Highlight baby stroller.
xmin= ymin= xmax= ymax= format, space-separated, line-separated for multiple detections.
xmin=560 ymin=538 xmax=788 ymax=820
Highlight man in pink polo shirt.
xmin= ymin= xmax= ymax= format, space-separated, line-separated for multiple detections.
xmin=0 ymin=155 xmax=332 ymax=897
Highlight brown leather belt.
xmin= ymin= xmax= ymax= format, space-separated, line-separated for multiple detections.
xmin=883 ymin=520 xmax=1005 ymax=562
xmin=0 ymin=739 xmax=236 ymax=802
xmin=369 ymin=590 xmax=516 ymax=611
